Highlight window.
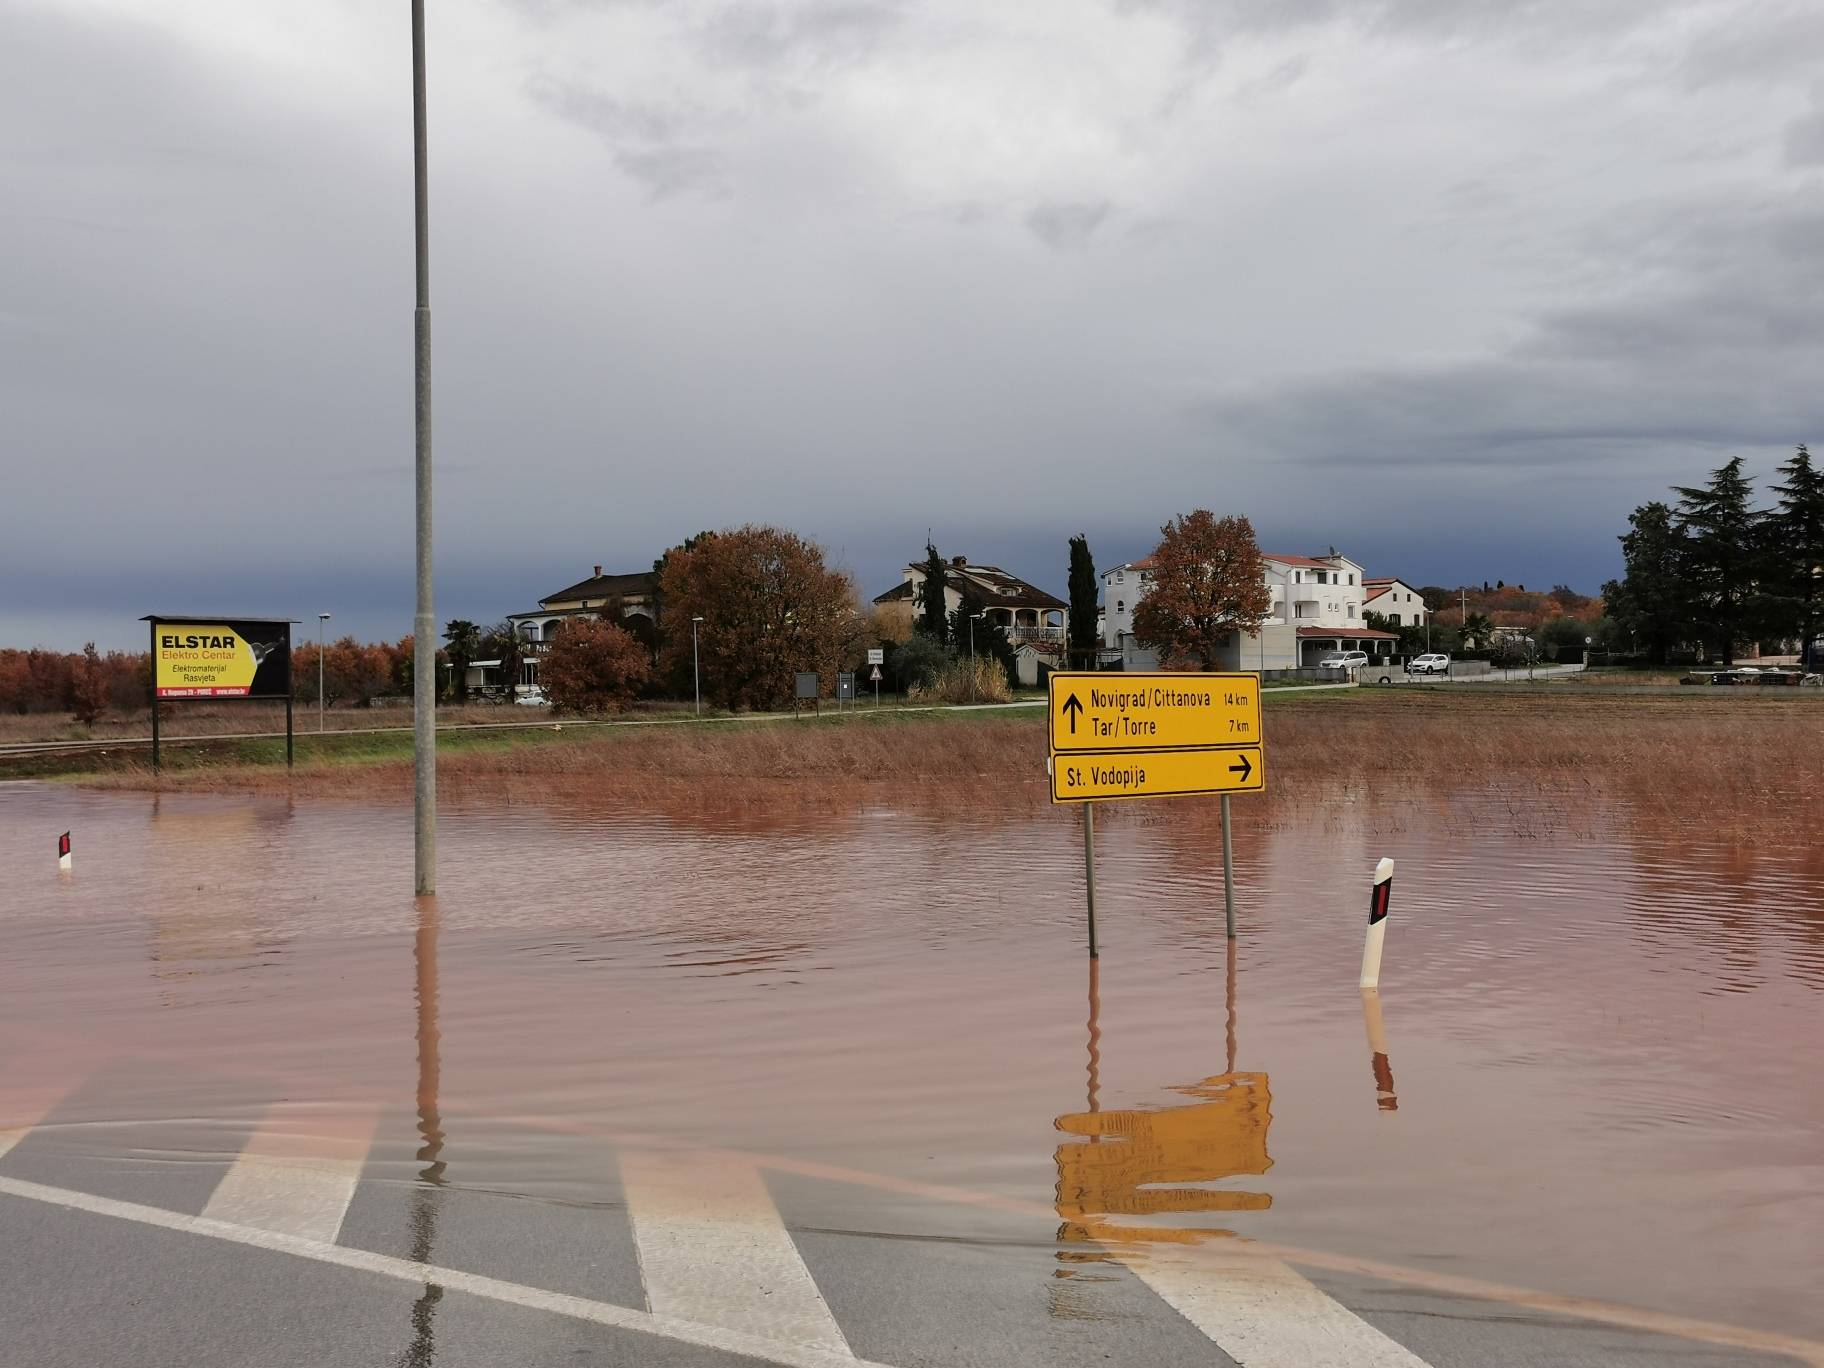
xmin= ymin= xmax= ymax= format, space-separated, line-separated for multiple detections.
xmin=1295 ymin=602 xmax=1316 ymax=618
xmin=1390 ymin=612 xmax=1402 ymax=626
xmin=1317 ymin=571 xmax=1328 ymax=584
xmin=1116 ymin=600 xmax=1124 ymax=612
xmin=1349 ymin=573 xmax=1356 ymax=585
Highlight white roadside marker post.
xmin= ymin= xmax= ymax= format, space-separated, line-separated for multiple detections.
xmin=1359 ymin=857 xmax=1394 ymax=989
xmin=58 ymin=831 xmax=72 ymax=873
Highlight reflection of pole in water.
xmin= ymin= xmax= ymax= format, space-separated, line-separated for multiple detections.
xmin=401 ymin=892 xmax=446 ymax=1368
xmin=414 ymin=894 xmax=445 ymax=1183
xmin=1360 ymin=988 xmax=1398 ymax=1112
xmin=1085 ymin=959 xmax=1101 ymax=1116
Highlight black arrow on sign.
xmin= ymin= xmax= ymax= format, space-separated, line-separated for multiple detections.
xmin=1228 ymin=753 xmax=1254 ymax=782
xmin=1061 ymin=693 xmax=1084 ymax=735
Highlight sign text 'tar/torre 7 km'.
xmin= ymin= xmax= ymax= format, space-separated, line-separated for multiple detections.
xmin=1046 ymin=671 xmax=1266 ymax=803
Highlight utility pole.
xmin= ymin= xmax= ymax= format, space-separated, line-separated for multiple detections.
xmin=411 ymin=0 xmax=437 ymax=896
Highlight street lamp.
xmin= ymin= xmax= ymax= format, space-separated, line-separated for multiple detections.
xmin=969 ymin=611 xmax=985 ymax=700
xmin=317 ymin=612 xmax=331 ymax=732
xmin=691 ymin=616 xmax=704 ymax=716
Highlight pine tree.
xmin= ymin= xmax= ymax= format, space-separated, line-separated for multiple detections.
xmin=1066 ymin=534 xmax=1097 ymax=670
xmin=916 ymin=542 xmax=950 ymax=644
xmin=1602 ymin=501 xmax=1688 ymax=665
xmin=1770 ymin=444 xmax=1824 ymax=667
xmin=1672 ymin=457 xmax=1759 ymax=664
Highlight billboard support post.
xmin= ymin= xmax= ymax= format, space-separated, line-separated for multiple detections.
xmin=148 ymin=618 xmax=161 ymax=774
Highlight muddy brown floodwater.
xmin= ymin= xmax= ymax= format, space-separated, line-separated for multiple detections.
xmin=2 ymin=777 xmax=1820 ymax=1343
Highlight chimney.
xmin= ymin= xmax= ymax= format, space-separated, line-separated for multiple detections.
xmin=951 ymin=555 xmax=967 ymax=568
xmin=592 ymin=564 xmax=602 ymax=578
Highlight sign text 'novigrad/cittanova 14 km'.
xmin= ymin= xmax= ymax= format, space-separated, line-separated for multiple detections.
xmin=1046 ymin=671 xmax=1265 ymax=803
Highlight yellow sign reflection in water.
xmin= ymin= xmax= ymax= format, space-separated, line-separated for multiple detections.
xmin=1054 ymin=1072 xmax=1273 ymax=1247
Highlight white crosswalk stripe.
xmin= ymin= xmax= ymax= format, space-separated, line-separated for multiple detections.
xmin=622 ymin=1150 xmax=854 ymax=1358
xmin=1123 ymin=1242 xmax=1435 ymax=1368
xmin=201 ymin=1105 xmax=376 ymax=1244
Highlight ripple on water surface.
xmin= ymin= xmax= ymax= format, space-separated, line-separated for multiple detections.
xmin=0 ymin=780 xmax=1820 ymax=1340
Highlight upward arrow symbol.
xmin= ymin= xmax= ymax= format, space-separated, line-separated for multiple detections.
xmin=1061 ymin=693 xmax=1084 ymax=735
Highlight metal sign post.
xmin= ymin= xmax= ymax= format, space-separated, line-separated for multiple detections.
xmin=1083 ymin=803 xmax=1098 ymax=959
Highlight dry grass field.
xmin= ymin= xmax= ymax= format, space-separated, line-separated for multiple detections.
xmin=68 ymin=688 xmax=1823 ymax=843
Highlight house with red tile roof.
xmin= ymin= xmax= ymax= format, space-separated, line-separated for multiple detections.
xmin=1102 ymin=549 xmax=1396 ymax=671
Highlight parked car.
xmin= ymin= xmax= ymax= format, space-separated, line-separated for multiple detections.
xmin=515 ymin=686 xmax=549 ymax=706
xmin=1318 ymin=651 xmax=1370 ymax=669
xmin=1406 ymin=653 xmax=1451 ymax=675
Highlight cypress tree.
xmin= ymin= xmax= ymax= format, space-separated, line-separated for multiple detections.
xmin=1067 ymin=534 xmax=1097 ymax=670
xmin=916 ymin=541 xmax=950 ymax=644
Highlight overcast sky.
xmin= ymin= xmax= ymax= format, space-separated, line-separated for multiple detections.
xmin=4 ymin=0 xmax=1822 ymax=648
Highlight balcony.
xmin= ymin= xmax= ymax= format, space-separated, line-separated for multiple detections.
xmin=1006 ymin=625 xmax=1065 ymax=645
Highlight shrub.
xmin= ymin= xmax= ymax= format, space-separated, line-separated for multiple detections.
xmin=889 ymin=634 xmax=948 ymax=693
xmin=541 ymin=618 xmax=651 ymax=714
xmin=909 ymin=657 xmax=1012 ymax=704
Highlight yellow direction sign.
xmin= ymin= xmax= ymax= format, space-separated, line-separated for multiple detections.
xmin=1051 ymin=745 xmax=1263 ymax=803
xmin=1048 ymin=672 xmax=1261 ymax=753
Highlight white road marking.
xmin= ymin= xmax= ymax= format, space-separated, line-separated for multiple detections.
xmin=201 ymin=1105 xmax=376 ymax=1244
xmin=0 ymin=1071 xmax=80 ymax=1162
xmin=622 ymin=1151 xmax=853 ymax=1357
xmin=0 ymin=1172 xmax=894 ymax=1368
xmin=1124 ymin=1243 xmax=1435 ymax=1368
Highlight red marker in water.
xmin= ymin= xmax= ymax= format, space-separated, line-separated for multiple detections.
xmin=58 ymin=831 xmax=72 ymax=873
xmin=1359 ymin=857 xmax=1393 ymax=989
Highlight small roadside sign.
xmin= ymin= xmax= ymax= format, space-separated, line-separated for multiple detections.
xmin=867 ymin=647 xmax=884 ymax=665
xmin=869 ymin=665 xmax=881 ymax=681
xmin=1048 ymin=672 xmax=1260 ymax=753
xmin=1051 ymin=746 xmax=1263 ymax=803
xmin=838 ymin=672 xmax=855 ymax=700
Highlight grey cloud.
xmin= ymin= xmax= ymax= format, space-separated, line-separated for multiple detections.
xmin=525 ymin=75 xmax=728 ymax=196
xmin=1678 ymin=2 xmax=1824 ymax=89
xmin=693 ymin=0 xmax=908 ymax=71
xmin=1786 ymin=103 xmax=1824 ymax=167
xmin=1026 ymin=201 xmax=1114 ymax=250
xmin=1195 ymin=190 xmax=1824 ymax=473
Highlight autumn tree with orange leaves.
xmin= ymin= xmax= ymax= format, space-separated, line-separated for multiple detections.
xmin=540 ymin=617 xmax=651 ymax=714
xmin=658 ymin=525 xmax=864 ymax=710
xmin=1132 ymin=511 xmax=1273 ymax=669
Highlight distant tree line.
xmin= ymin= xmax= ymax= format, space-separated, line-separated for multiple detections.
xmin=1604 ymin=446 xmax=1824 ymax=665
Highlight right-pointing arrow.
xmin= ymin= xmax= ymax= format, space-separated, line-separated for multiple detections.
xmin=1228 ymin=753 xmax=1253 ymax=782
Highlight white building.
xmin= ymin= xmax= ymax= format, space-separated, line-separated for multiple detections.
xmin=1363 ymin=577 xmax=1430 ymax=628
xmin=1102 ymin=549 xmax=1396 ymax=671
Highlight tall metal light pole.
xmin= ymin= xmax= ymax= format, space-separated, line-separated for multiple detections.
xmin=411 ymin=0 xmax=437 ymax=896
xmin=691 ymin=616 xmax=704 ymax=716
xmin=317 ymin=612 xmax=331 ymax=732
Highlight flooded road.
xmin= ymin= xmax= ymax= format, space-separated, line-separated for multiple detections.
xmin=2 ymin=778 xmax=1820 ymax=1356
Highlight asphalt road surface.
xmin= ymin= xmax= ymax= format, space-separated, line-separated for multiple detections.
xmin=2 ymin=1062 xmax=1813 ymax=1368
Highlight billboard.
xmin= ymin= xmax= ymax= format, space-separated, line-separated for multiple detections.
xmin=147 ymin=617 xmax=293 ymax=700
